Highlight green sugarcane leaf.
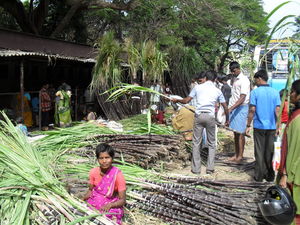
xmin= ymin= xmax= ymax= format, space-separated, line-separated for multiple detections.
xmin=104 ymin=83 xmax=168 ymax=103
xmin=265 ymin=15 xmax=295 ymax=51
xmin=262 ymin=1 xmax=291 ymax=24
xmin=14 ymin=191 xmax=32 ymax=225
xmin=60 ymin=215 xmax=66 ymax=225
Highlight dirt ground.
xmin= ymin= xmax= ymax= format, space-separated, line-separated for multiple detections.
xmin=170 ymin=128 xmax=255 ymax=181
xmin=165 ymin=109 xmax=256 ymax=181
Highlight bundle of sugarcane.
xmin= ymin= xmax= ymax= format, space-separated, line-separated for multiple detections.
xmin=34 ymin=117 xmax=176 ymax=156
xmin=0 ymin=112 xmax=115 ymax=225
xmin=57 ymin=134 xmax=188 ymax=169
xmin=38 ymin=134 xmax=189 ymax=171
xmin=127 ymin=177 xmax=271 ymax=225
xmin=81 ymin=133 xmax=188 ymax=169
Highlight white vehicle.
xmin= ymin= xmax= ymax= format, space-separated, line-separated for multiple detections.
xmin=253 ymin=39 xmax=298 ymax=91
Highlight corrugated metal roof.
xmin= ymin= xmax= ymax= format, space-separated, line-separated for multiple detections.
xmin=0 ymin=50 xmax=96 ymax=63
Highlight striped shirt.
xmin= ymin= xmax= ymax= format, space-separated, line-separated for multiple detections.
xmin=40 ymin=89 xmax=51 ymax=112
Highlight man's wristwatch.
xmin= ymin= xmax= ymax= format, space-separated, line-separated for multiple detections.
xmin=246 ymin=124 xmax=251 ymax=127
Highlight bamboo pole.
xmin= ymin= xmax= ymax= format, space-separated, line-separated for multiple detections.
xmin=75 ymin=88 xmax=78 ymax=121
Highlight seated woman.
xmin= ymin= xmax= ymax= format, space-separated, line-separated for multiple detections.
xmin=83 ymin=143 xmax=126 ymax=224
xmin=279 ymin=79 xmax=300 ymax=224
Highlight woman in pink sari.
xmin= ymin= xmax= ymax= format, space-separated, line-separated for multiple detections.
xmin=83 ymin=143 xmax=126 ymax=224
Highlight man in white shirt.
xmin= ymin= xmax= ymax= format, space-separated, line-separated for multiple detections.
xmin=172 ymin=71 xmax=229 ymax=175
xmin=228 ymin=61 xmax=250 ymax=163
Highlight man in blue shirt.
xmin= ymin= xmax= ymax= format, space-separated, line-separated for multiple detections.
xmin=172 ymin=71 xmax=229 ymax=175
xmin=246 ymin=70 xmax=281 ymax=182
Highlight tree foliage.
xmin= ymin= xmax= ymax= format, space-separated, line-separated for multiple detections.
xmin=174 ymin=0 xmax=268 ymax=71
xmin=124 ymin=0 xmax=180 ymax=46
xmin=124 ymin=0 xmax=268 ymax=71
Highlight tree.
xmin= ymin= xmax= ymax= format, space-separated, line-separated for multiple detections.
xmin=0 ymin=7 xmax=20 ymax=31
xmin=0 ymin=0 xmax=137 ymax=38
xmin=125 ymin=0 xmax=180 ymax=46
xmin=175 ymin=0 xmax=268 ymax=71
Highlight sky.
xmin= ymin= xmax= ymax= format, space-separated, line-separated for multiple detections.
xmin=263 ymin=0 xmax=300 ymax=38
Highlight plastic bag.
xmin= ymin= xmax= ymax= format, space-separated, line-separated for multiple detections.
xmin=272 ymin=137 xmax=281 ymax=172
xmin=107 ymin=121 xmax=124 ymax=132
xmin=216 ymin=105 xmax=226 ymax=125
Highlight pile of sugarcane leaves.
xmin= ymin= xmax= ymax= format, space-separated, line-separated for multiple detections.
xmin=0 ymin=113 xmax=115 ymax=225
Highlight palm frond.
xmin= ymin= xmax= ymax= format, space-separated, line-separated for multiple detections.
xmin=103 ymin=83 xmax=170 ymax=102
xmin=91 ymin=32 xmax=123 ymax=92
xmin=124 ymin=38 xmax=141 ymax=80
xmin=264 ymin=15 xmax=295 ymax=51
xmin=140 ymin=40 xmax=168 ymax=84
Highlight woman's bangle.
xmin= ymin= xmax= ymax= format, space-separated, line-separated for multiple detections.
xmin=282 ymin=173 xmax=288 ymax=177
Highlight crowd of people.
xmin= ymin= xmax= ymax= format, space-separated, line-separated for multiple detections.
xmin=14 ymin=82 xmax=98 ymax=132
xmin=38 ymin=82 xmax=73 ymax=130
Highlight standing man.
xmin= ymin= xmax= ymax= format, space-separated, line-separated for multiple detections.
xmin=228 ymin=61 xmax=250 ymax=163
xmin=172 ymin=71 xmax=229 ymax=175
xmin=246 ymin=70 xmax=280 ymax=182
xmin=220 ymin=75 xmax=232 ymax=105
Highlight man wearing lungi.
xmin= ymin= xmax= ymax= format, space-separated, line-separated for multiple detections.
xmin=228 ymin=61 xmax=250 ymax=163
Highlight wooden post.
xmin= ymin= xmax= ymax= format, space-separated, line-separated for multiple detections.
xmin=20 ymin=60 xmax=24 ymax=121
xmin=39 ymin=90 xmax=42 ymax=130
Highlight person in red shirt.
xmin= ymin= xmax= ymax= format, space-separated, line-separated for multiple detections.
xmin=40 ymin=84 xmax=52 ymax=131
xmin=83 ymin=144 xmax=126 ymax=224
